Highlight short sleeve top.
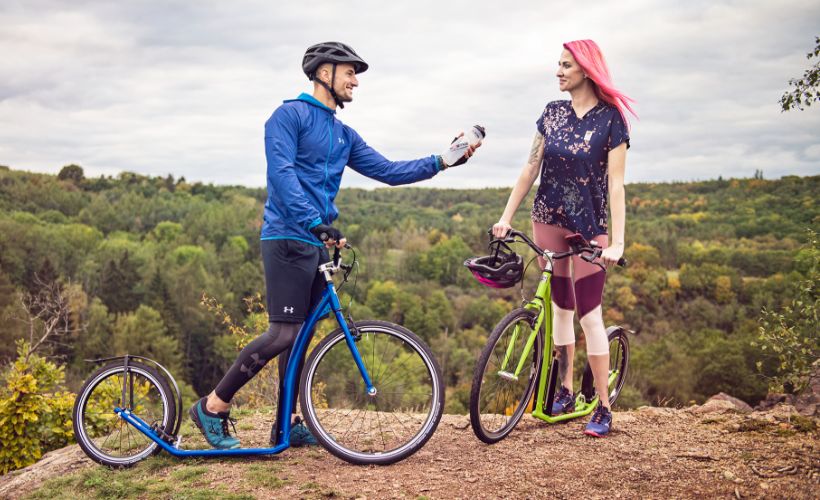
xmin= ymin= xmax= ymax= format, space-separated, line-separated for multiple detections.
xmin=531 ymin=100 xmax=629 ymax=240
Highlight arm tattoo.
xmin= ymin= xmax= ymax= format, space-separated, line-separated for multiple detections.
xmin=556 ymin=345 xmax=570 ymax=382
xmin=528 ymin=134 xmax=544 ymax=166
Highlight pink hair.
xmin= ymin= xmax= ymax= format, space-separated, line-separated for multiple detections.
xmin=563 ymin=39 xmax=637 ymax=129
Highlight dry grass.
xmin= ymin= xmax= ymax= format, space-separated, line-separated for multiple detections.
xmin=2 ymin=405 xmax=817 ymax=499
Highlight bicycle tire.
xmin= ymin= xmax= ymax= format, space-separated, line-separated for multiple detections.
xmin=469 ymin=308 xmax=543 ymax=444
xmin=299 ymin=320 xmax=444 ymax=465
xmin=73 ymin=361 xmax=176 ymax=468
xmin=580 ymin=327 xmax=630 ymax=405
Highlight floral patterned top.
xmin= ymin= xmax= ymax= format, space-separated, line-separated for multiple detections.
xmin=531 ymin=100 xmax=629 ymax=240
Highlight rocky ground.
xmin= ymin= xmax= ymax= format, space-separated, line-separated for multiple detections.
xmin=1 ymin=399 xmax=817 ymax=499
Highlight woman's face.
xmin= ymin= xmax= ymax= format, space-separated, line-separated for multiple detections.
xmin=556 ymin=49 xmax=585 ymax=92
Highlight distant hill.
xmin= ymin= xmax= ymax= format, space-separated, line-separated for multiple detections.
xmin=0 ymin=166 xmax=818 ymax=410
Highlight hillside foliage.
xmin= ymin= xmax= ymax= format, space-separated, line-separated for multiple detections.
xmin=0 ymin=166 xmax=817 ymax=426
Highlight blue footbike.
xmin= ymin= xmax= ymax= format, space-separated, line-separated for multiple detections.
xmin=72 ymin=245 xmax=445 ymax=466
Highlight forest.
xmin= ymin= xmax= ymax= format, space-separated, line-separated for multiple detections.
xmin=0 ymin=165 xmax=816 ymax=435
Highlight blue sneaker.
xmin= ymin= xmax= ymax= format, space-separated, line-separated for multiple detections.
xmin=551 ymin=386 xmax=576 ymax=415
xmin=584 ymin=402 xmax=612 ymax=437
xmin=289 ymin=416 xmax=318 ymax=447
xmin=188 ymin=397 xmax=241 ymax=449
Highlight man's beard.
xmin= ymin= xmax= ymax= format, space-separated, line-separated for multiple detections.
xmin=335 ymin=86 xmax=353 ymax=103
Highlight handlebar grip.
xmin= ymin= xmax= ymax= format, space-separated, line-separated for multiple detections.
xmin=333 ymin=246 xmax=341 ymax=266
xmin=617 ymin=257 xmax=627 ymax=267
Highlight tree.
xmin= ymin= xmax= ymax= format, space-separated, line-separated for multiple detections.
xmin=57 ymin=164 xmax=85 ymax=183
xmin=755 ymin=231 xmax=819 ymax=393
xmin=112 ymin=305 xmax=182 ymax=373
xmin=0 ymin=267 xmax=23 ymax=362
xmin=14 ymin=272 xmax=77 ymax=360
xmin=780 ymin=36 xmax=819 ymax=111
xmin=71 ymin=298 xmax=113 ymax=374
xmin=98 ymin=250 xmax=143 ymax=314
xmin=0 ymin=270 xmax=78 ymax=473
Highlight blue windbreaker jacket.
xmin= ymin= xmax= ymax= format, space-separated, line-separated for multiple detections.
xmin=261 ymin=93 xmax=441 ymax=245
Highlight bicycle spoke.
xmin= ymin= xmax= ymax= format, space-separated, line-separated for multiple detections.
xmin=375 ymin=406 xmax=387 ymax=450
xmin=304 ymin=325 xmax=441 ymax=462
xmin=471 ymin=310 xmax=541 ymax=442
xmin=75 ymin=364 xmax=172 ymax=466
xmin=374 ymin=356 xmax=428 ymax=393
xmin=370 ymin=334 xmax=393 ymax=384
xmin=100 ymin=426 xmax=116 ymax=450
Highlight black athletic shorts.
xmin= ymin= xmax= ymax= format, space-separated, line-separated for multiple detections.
xmin=261 ymin=239 xmax=330 ymax=323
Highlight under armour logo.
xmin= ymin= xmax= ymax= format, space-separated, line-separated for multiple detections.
xmin=240 ymin=353 xmax=265 ymax=377
xmin=283 ymin=306 xmax=294 ymax=314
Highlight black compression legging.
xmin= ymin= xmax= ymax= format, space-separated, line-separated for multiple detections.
xmin=214 ymin=322 xmax=301 ymax=403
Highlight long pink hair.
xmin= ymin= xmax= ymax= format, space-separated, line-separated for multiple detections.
xmin=563 ymin=39 xmax=637 ymax=129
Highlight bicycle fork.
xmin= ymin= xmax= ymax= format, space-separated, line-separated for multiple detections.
xmin=328 ymin=282 xmax=376 ymax=395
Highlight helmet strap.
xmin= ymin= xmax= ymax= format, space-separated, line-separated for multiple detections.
xmin=315 ymin=63 xmax=345 ymax=109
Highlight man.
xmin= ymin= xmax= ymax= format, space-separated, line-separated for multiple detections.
xmin=189 ymin=41 xmax=480 ymax=449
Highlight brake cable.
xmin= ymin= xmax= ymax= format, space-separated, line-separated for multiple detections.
xmin=338 ymin=246 xmax=362 ymax=340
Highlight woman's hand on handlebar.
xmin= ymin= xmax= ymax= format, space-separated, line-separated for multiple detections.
xmin=492 ymin=220 xmax=512 ymax=239
xmin=600 ymin=243 xmax=624 ymax=268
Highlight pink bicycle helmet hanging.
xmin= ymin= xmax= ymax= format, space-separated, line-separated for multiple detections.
xmin=464 ymin=240 xmax=524 ymax=289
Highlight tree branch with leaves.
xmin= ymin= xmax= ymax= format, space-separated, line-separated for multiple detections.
xmin=780 ymin=36 xmax=820 ymax=111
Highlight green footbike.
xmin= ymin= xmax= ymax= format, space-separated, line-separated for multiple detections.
xmin=468 ymin=230 xmax=631 ymax=443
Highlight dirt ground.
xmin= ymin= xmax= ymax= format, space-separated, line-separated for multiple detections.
xmin=1 ymin=404 xmax=817 ymax=499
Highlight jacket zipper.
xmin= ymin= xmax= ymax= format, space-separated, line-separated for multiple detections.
xmin=323 ymin=114 xmax=334 ymax=223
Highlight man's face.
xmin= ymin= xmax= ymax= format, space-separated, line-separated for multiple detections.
xmin=332 ymin=63 xmax=358 ymax=103
xmin=318 ymin=63 xmax=358 ymax=103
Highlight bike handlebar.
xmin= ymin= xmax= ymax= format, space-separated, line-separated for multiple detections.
xmin=331 ymin=244 xmax=354 ymax=273
xmin=491 ymin=229 xmax=627 ymax=268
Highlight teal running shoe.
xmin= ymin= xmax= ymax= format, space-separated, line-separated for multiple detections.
xmin=188 ymin=397 xmax=241 ymax=449
xmin=289 ymin=416 xmax=318 ymax=447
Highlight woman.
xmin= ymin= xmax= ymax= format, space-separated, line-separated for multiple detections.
xmin=492 ymin=39 xmax=636 ymax=437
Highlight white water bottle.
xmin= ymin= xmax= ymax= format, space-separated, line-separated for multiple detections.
xmin=441 ymin=125 xmax=485 ymax=166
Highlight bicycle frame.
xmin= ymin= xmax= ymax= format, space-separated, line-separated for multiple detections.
xmin=494 ymin=231 xmax=612 ymax=424
xmin=114 ymin=254 xmax=374 ymax=457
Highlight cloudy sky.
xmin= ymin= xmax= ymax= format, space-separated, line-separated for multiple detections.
xmin=1 ymin=0 xmax=818 ymax=189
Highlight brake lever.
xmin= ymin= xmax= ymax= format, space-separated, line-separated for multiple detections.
xmin=584 ymin=248 xmax=627 ymax=270
xmin=580 ymin=248 xmax=607 ymax=272
xmin=333 ymin=246 xmax=341 ymax=267
xmin=581 ymin=247 xmax=601 ymax=263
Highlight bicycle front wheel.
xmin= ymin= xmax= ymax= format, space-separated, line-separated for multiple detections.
xmin=469 ymin=307 xmax=543 ymax=444
xmin=73 ymin=362 xmax=176 ymax=468
xmin=300 ymin=320 xmax=444 ymax=465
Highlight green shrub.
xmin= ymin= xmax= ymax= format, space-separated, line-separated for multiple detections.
xmin=755 ymin=230 xmax=819 ymax=393
xmin=0 ymin=341 xmax=76 ymax=474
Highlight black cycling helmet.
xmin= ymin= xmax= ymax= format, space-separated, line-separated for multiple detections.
xmin=302 ymin=42 xmax=369 ymax=81
xmin=464 ymin=241 xmax=524 ymax=289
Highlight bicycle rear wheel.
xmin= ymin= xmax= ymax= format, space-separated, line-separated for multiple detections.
xmin=73 ymin=362 xmax=176 ymax=468
xmin=469 ymin=307 xmax=543 ymax=444
xmin=300 ymin=320 xmax=444 ymax=465
xmin=581 ymin=327 xmax=630 ymax=405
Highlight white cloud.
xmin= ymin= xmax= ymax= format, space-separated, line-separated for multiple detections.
xmin=0 ymin=0 xmax=818 ymax=189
